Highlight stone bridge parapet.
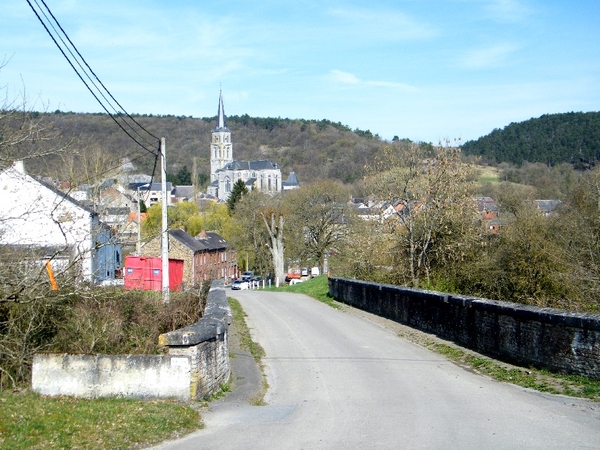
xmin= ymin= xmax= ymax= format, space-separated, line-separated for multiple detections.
xmin=329 ymin=277 xmax=600 ymax=379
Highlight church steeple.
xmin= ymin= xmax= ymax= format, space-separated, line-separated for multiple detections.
xmin=215 ymin=90 xmax=227 ymax=131
xmin=210 ymin=90 xmax=233 ymax=182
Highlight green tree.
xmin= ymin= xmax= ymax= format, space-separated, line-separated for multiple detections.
xmin=227 ymin=179 xmax=249 ymax=214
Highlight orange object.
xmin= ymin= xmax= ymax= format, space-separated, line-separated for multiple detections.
xmin=45 ymin=260 xmax=58 ymax=291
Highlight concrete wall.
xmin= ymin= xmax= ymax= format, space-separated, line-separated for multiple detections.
xmin=32 ymin=354 xmax=191 ymax=400
xmin=32 ymin=280 xmax=231 ymax=400
xmin=329 ymin=277 xmax=600 ymax=380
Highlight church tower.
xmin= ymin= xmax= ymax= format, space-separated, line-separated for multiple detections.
xmin=210 ymin=91 xmax=233 ymax=182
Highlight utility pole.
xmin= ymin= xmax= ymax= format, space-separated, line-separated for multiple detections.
xmin=136 ymin=186 xmax=142 ymax=255
xmin=161 ymin=137 xmax=170 ymax=304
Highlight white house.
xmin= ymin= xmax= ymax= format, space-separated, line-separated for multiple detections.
xmin=0 ymin=161 xmax=122 ymax=283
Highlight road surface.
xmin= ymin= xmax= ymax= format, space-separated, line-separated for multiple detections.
xmin=152 ymin=289 xmax=600 ymax=449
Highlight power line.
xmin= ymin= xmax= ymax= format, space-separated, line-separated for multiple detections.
xmin=36 ymin=0 xmax=160 ymax=145
xmin=26 ymin=0 xmax=160 ymax=158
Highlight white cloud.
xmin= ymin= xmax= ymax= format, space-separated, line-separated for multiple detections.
xmin=462 ymin=43 xmax=520 ymax=69
xmin=329 ymin=70 xmax=361 ymax=85
xmin=328 ymin=70 xmax=418 ymax=92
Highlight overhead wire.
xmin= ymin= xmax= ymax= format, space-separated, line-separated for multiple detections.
xmin=26 ymin=0 xmax=160 ymax=160
xmin=36 ymin=0 xmax=160 ymax=146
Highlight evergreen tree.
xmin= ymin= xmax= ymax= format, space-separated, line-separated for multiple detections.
xmin=227 ymin=179 xmax=248 ymax=214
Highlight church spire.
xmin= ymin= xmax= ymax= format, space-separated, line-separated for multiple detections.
xmin=216 ymin=90 xmax=227 ymax=131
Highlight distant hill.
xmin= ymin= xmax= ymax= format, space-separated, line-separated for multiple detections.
xmin=14 ymin=112 xmax=386 ymax=186
xmin=461 ymin=112 xmax=600 ymax=168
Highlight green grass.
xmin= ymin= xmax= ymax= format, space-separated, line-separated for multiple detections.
xmin=430 ymin=342 xmax=600 ymax=400
xmin=229 ymin=297 xmax=266 ymax=363
xmin=272 ymin=275 xmax=340 ymax=308
xmin=228 ymin=297 xmax=268 ymax=406
xmin=0 ymin=390 xmax=201 ymax=449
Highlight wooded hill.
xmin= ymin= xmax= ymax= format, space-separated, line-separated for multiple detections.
xmin=461 ymin=112 xmax=600 ymax=168
xmin=15 ymin=112 xmax=386 ymax=186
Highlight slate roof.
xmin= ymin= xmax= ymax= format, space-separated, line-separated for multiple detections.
xmin=214 ymin=90 xmax=229 ymax=132
xmin=282 ymin=172 xmax=299 ymax=188
xmin=168 ymin=229 xmax=230 ymax=253
xmin=195 ymin=230 xmax=230 ymax=251
xmin=534 ymin=200 xmax=561 ymax=214
xmin=175 ymin=185 xmax=195 ymax=199
xmin=220 ymin=159 xmax=279 ymax=172
xmin=169 ymin=229 xmax=206 ymax=252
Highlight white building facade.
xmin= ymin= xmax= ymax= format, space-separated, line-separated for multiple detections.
xmin=0 ymin=162 xmax=122 ymax=283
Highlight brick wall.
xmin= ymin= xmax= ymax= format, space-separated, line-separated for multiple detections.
xmin=329 ymin=277 xmax=600 ymax=379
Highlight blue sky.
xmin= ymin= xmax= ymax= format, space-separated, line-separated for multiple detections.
xmin=2 ymin=0 xmax=599 ymax=143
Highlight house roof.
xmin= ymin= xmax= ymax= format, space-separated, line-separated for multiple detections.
xmin=169 ymin=229 xmax=206 ymax=252
xmin=168 ymin=229 xmax=230 ymax=252
xmin=175 ymin=185 xmax=195 ymax=199
xmin=22 ymin=169 xmax=98 ymax=216
xmin=535 ymin=200 xmax=561 ymax=214
xmin=195 ymin=230 xmax=230 ymax=251
xmin=282 ymin=172 xmax=299 ymax=187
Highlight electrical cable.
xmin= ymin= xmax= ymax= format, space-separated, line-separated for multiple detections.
xmin=37 ymin=0 xmax=160 ymax=145
xmin=26 ymin=0 xmax=160 ymax=157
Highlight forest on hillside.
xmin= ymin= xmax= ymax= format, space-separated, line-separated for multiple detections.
xmin=8 ymin=112 xmax=386 ymax=187
xmin=462 ymin=112 xmax=600 ymax=168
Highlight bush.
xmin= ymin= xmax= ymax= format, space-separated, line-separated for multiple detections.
xmin=0 ymin=284 xmax=210 ymax=390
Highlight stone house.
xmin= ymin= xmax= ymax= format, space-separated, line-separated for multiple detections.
xmin=142 ymin=228 xmax=236 ymax=288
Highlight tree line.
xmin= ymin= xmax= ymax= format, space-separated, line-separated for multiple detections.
xmin=462 ymin=112 xmax=600 ymax=168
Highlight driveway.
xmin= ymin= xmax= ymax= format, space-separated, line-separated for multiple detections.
xmin=152 ymin=290 xmax=600 ymax=449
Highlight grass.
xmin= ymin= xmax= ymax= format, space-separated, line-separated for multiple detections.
xmin=430 ymin=342 xmax=600 ymax=400
xmin=228 ymin=297 xmax=268 ymax=406
xmin=475 ymin=165 xmax=500 ymax=185
xmin=0 ymin=390 xmax=201 ymax=449
xmin=271 ymin=275 xmax=340 ymax=308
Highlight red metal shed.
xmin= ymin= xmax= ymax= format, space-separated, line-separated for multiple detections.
xmin=124 ymin=256 xmax=184 ymax=291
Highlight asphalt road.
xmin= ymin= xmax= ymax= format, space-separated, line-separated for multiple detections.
xmin=152 ymin=289 xmax=600 ymax=449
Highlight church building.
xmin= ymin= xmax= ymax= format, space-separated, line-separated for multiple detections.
xmin=207 ymin=91 xmax=298 ymax=201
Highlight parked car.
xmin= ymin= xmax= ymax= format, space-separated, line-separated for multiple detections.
xmin=241 ymin=271 xmax=254 ymax=281
xmin=231 ymin=279 xmax=249 ymax=290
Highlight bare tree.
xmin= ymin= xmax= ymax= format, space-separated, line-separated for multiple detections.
xmin=262 ymin=211 xmax=285 ymax=283
xmin=366 ymin=141 xmax=480 ymax=288
xmin=284 ymin=180 xmax=350 ymax=272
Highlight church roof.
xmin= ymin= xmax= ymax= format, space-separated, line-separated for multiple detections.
xmin=214 ymin=90 xmax=228 ymax=132
xmin=219 ymin=159 xmax=279 ymax=172
xmin=283 ymin=171 xmax=300 ymax=187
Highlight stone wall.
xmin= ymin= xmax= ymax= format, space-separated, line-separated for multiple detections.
xmin=329 ymin=277 xmax=600 ymax=379
xmin=159 ymin=280 xmax=231 ymax=398
xmin=32 ymin=280 xmax=231 ymax=400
